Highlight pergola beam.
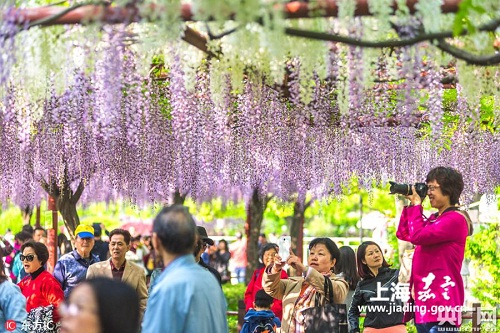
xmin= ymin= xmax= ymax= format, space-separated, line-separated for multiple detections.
xmin=5 ymin=1 xmax=462 ymax=27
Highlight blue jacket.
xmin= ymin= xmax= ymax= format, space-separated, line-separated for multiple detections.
xmin=0 ymin=281 xmax=27 ymax=333
xmin=142 ymin=254 xmax=228 ymax=333
xmin=53 ymin=250 xmax=100 ymax=298
xmin=241 ymin=309 xmax=280 ymax=333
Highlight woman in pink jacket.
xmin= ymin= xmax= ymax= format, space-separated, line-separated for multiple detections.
xmin=397 ymin=166 xmax=472 ymax=333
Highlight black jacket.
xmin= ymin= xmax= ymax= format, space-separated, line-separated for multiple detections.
xmin=199 ymin=258 xmax=222 ymax=286
xmin=348 ymin=267 xmax=404 ymax=333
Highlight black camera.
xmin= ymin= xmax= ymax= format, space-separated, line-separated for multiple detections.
xmin=389 ymin=181 xmax=428 ymax=199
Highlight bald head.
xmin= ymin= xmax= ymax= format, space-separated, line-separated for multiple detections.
xmin=152 ymin=205 xmax=196 ymax=255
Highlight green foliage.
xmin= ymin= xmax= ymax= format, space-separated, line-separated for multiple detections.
xmin=305 ymin=183 xmax=396 ymax=238
xmin=0 ymin=200 xmax=159 ymax=235
xmin=465 ymin=223 xmax=500 ymax=307
xmin=222 ymin=283 xmax=246 ymax=333
xmin=453 ymin=0 xmax=486 ymax=36
xmin=0 ymin=205 xmax=34 ymax=234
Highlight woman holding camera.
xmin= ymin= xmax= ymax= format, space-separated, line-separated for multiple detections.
xmin=263 ymin=237 xmax=348 ymax=333
xmin=397 ymin=166 xmax=471 ymax=333
xmin=348 ymin=241 xmax=406 ymax=333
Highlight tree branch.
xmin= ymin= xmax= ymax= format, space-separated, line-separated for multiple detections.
xmin=26 ymin=1 xmax=106 ymax=29
xmin=284 ymin=18 xmax=500 ymax=48
xmin=72 ymin=179 xmax=85 ymax=203
xmin=436 ymin=39 xmax=500 ymax=66
xmin=40 ymin=177 xmax=54 ymax=196
xmin=304 ymin=199 xmax=313 ymax=210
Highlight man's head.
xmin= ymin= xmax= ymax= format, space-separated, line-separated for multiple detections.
xmin=258 ymin=233 xmax=267 ymax=245
xmin=74 ymin=224 xmax=95 ymax=258
xmin=15 ymin=231 xmax=32 ymax=245
xmin=33 ymin=227 xmax=47 ymax=242
xmin=193 ymin=226 xmax=214 ymax=262
xmin=22 ymin=224 xmax=34 ymax=236
xmin=108 ymin=229 xmax=131 ymax=262
xmin=152 ymin=205 xmax=196 ymax=256
xmin=254 ymin=289 xmax=273 ymax=310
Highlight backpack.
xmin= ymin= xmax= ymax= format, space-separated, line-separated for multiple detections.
xmin=251 ymin=319 xmax=276 ymax=333
xmin=241 ymin=316 xmax=277 ymax=333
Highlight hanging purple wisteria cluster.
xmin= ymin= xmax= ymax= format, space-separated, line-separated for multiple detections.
xmin=0 ymin=24 xmax=499 ymax=210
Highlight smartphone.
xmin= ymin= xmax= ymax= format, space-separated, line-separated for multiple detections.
xmin=277 ymin=236 xmax=292 ymax=262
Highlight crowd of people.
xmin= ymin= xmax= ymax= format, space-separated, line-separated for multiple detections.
xmin=0 ymin=166 xmax=472 ymax=333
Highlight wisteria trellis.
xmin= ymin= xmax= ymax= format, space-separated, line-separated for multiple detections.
xmin=0 ymin=14 xmax=499 ymax=215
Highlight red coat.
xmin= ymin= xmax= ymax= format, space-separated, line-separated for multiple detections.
xmin=18 ymin=270 xmax=64 ymax=323
xmin=244 ymin=266 xmax=288 ymax=320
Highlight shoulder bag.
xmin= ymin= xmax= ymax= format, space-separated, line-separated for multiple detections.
xmin=302 ymin=276 xmax=348 ymax=333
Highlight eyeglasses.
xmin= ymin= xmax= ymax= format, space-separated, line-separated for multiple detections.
xmin=427 ymin=185 xmax=440 ymax=192
xmin=20 ymin=254 xmax=36 ymax=262
xmin=59 ymin=302 xmax=97 ymax=317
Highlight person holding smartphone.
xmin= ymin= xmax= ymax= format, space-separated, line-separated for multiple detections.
xmin=262 ymin=237 xmax=348 ymax=333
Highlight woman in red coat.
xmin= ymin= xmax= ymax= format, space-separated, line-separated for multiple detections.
xmin=244 ymin=243 xmax=288 ymax=320
xmin=18 ymin=240 xmax=64 ymax=331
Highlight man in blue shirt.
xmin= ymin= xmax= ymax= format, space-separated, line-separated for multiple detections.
xmin=142 ymin=205 xmax=228 ymax=333
xmin=53 ymin=224 xmax=100 ymax=298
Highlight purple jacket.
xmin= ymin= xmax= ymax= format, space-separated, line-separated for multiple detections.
xmin=397 ymin=205 xmax=468 ymax=326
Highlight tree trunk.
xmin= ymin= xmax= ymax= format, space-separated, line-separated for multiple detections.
xmin=245 ymin=188 xmax=272 ymax=284
xmin=288 ymin=198 xmax=312 ymax=276
xmin=40 ymin=165 xmax=85 ymax=238
xmin=173 ymin=188 xmax=187 ymax=205
xmin=58 ymin=198 xmax=80 ymax=239
xmin=21 ymin=205 xmax=33 ymax=225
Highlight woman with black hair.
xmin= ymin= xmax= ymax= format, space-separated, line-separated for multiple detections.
xmin=17 ymin=241 xmax=64 ymax=332
xmin=244 ymin=243 xmax=288 ymax=320
xmin=0 ymin=247 xmax=27 ymax=333
xmin=334 ymin=246 xmax=360 ymax=308
xmin=60 ymin=277 xmax=140 ymax=333
xmin=263 ymin=237 xmax=348 ymax=332
xmin=348 ymin=241 xmax=406 ymax=333
xmin=397 ymin=166 xmax=470 ymax=333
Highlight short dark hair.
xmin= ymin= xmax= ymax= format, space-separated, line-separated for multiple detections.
xmin=308 ymin=238 xmax=340 ymax=272
xmin=22 ymin=224 xmax=34 ymax=235
xmin=109 ymin=229 xmax=132 ymax=245
xmin=21 ymin=241 xmax=49 ymax=266
xmin=426 ymin=166 xmax=464 ymax=205
xmin=356 ymin=241 xmax=389 ymax=280
xmin=15 ymin=231 xmax=32 ymax=243
xmin=259 ymin=243 xmax=278 ymax=263
xmin=153 ymin=205 xmax=196 ymax=255
xmin=254 ymin=289 xmax=273 ymax=308
xmin=81 ymin=277 xmax=139 ymax=333
xmin=34 ymin=227 xmax=46 ymax=234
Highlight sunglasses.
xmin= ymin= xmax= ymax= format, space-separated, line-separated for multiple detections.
xmin=20 ymin=254 xmax=36 ymax=262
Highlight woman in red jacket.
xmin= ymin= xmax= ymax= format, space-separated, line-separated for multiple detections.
xmin=244 ymin=243 xmax=288 ymax=320
xmin=18 ymin=240 xmax=64 ymax=332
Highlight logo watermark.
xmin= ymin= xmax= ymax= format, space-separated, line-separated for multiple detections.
xmin=4 ymin=320 xmax=16 ymax=332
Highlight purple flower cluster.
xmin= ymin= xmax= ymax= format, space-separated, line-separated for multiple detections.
xmin=0 ymin=27 xmax=499 ymax=208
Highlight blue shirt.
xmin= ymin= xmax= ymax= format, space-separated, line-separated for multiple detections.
xmin=0 ymin=281 xmax=27 ymax=333
xmin=53 ymin=250 xmax=100 ymax=298
xmin=142 ymin=254 xmax=228 ymax=333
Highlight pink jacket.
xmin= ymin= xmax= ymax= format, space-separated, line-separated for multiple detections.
xmin=397 ymin=205 xmax=468 ymax=326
